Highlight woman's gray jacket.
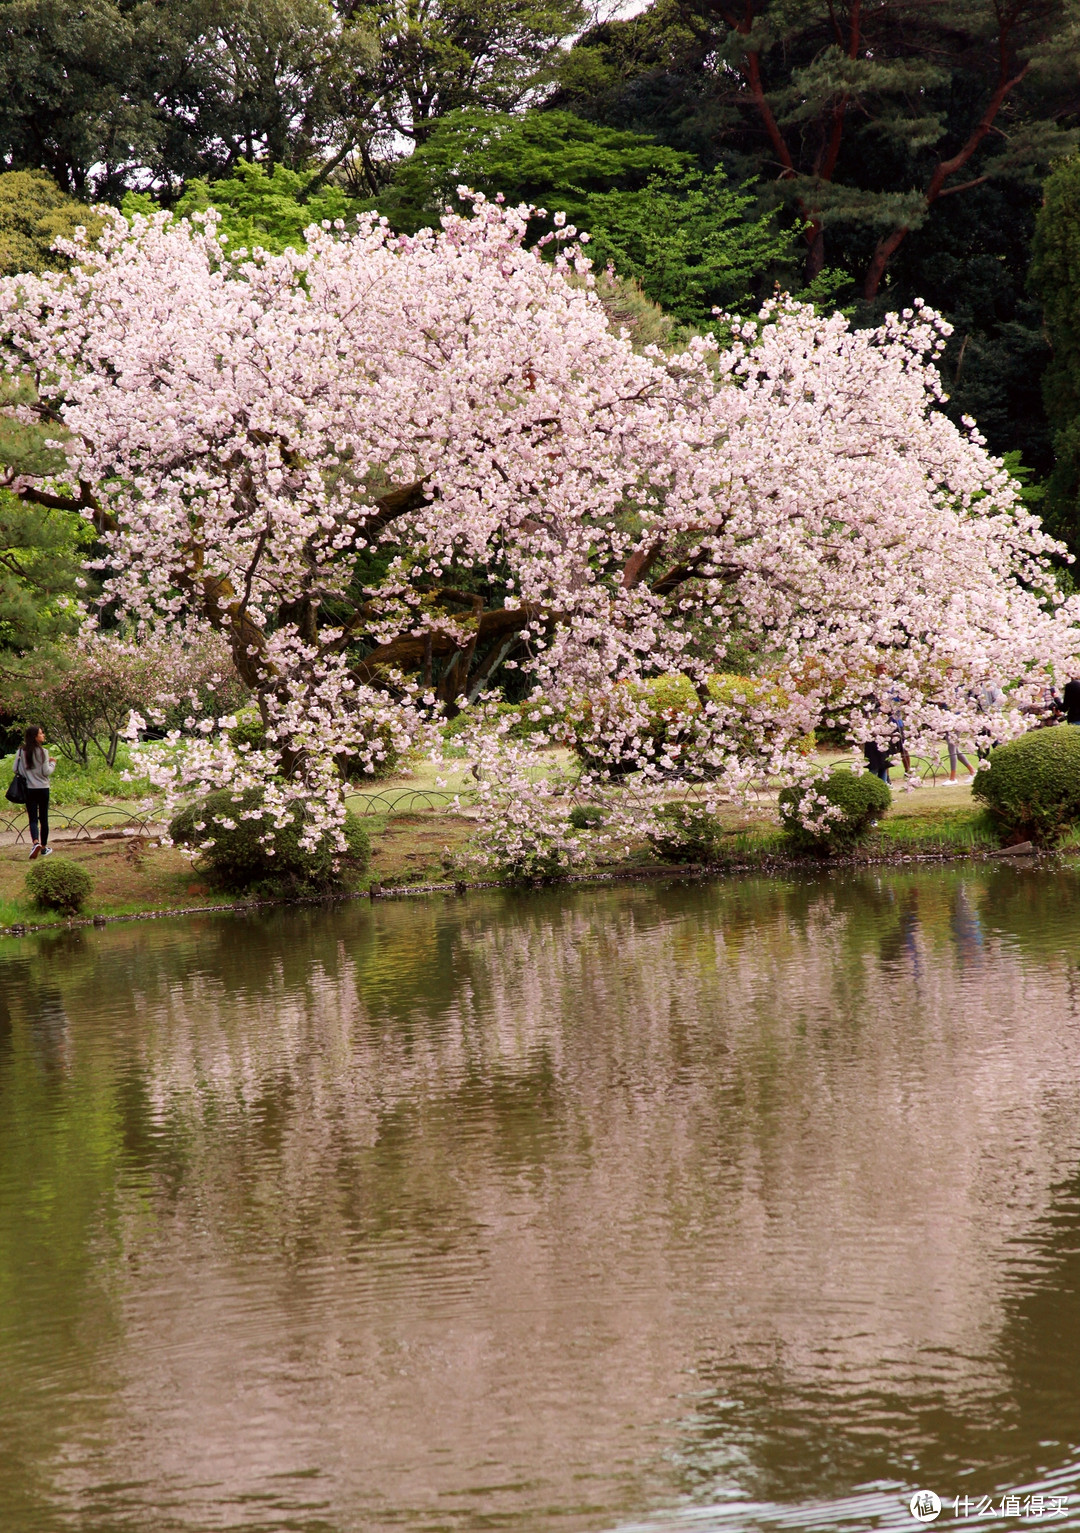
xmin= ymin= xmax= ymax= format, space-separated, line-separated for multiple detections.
xmin=15 ymin=746 xmax=56 ymax=791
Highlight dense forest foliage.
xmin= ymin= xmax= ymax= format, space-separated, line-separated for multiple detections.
xmin=0 ymin=0 xmax=1078 ymax=652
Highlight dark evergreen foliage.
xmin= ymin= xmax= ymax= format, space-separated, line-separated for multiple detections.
xmin=1031 ymin=157 xmax=1080 ymax=548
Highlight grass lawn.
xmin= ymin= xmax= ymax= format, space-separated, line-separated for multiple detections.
xmin=0 ymin=745 xmax=150 ymax=806
xmin=0 ymin=809 xmax=479 ymax=928
xmin=0 ymin=838 xmax=203 ymax=927
xmin=5 ymin=731 xmax=1060 ymax=933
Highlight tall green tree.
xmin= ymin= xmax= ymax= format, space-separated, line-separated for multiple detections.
xmin=556 ymin=0 xmax=1080 ymax=298
xmin=158 ymin=159 xmax=367 ymax=251
xmin=0 ymin=0 xmax=153 ymax=196
xmin=139 ymin=0 xmax=376 ymax=195
xmin=0 ymin=496 xmax=88 ymax=653
xmin=0 ymin=334 xmax=94 ymax=652
xmin=337 ymin=0 xmax=585 ymax=166
xmin=0 ymin=0 xmax=374 ymax=199
xmin=1031 ymin=156 xmax=1080 ymax=549
xmin=888 ymin=174 xmax=1053 ymax=473
xmin=0 ymin=169 xmax=102 ymax=275
xmin=379 ymin=107 xmax=688 ymax=229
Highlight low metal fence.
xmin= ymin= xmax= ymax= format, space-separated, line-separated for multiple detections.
xmin=345 ymin=787 xmax=480 ymax=816
xmin=1 ymin=755 xmax=965 ymax=846
xmin=837 ymin=752 xmax=958 ymax=787
xmin=0 ymin=806 xmax=160 ymax=846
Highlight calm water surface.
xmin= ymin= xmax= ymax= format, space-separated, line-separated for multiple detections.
xmin=3 ymin=866 xmax=1080 ymax=1532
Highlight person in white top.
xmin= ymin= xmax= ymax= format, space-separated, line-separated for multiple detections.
xmin=15 ymin=725 xmax=57 ymax=859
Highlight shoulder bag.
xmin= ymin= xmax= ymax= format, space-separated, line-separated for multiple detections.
xmin=5 ymin=750 xmax=27 ymax=805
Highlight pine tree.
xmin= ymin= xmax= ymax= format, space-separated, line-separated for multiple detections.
xmin=1031 ymin=156 xmax=1080 ymax=551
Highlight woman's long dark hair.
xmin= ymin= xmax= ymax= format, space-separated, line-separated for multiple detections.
xmin=22 ymin=725 xmax=42 ymax=770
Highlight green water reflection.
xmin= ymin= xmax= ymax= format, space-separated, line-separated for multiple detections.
xmin=2 ymin=866 xmax=1080 ymax=1531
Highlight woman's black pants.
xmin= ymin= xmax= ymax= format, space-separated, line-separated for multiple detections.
xmin=26 ymin=788 xmax=49 ymax=847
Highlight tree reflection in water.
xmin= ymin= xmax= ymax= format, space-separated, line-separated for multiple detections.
xmin=2 ymin=867 xmax=1080 ymax=1531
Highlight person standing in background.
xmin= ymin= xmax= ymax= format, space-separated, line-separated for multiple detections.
xmin=885 ymin=688 xmax=911 ymax=777
xmin=15 ymin=725 xmax=56 ymax=858
xmin=863 ymin=738 xmax=894 ymax=782
xmin=945 ymin=733 xmax=974 ymax=782
xmin=1062 ymin=677 xmax=1080 ymax=724
xmin=942 ymin=668 xmax=975 ymax=782
xmin=973 ymin=680 xmax=1006 ymax=759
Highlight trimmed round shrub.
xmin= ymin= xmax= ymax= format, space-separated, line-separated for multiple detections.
xmin=170 ymin=788 xmax=370 ymax=892
xmin=778 ymin=769 xmax=891 ymax=853
xmin=973 ymin=723 xmax=1080 ymax=846
xmin=648 ymin=803 xmax=726 ymax=863
xmin=568 ymin=804 xmax=605 ymax=830
xmin=25 ymin=856 xmax=93 ymax=914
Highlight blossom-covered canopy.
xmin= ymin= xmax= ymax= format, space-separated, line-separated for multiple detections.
xmin=1 ymin=196 xmax=1076 ymax=849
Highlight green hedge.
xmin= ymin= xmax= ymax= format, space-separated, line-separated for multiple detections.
xmin=170 ymin=788 xmax=370 ymax=892
xmin=778 ymin=769 xmax=891 ymax=853
xmin=25 ymin=857 xmax=93 ymax=914
xmin=973 ymin=724 xmax=1080 ymax=846
xmin=442 ymin=700 xmax=564 ymax=743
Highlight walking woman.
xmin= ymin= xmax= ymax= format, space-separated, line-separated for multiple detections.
xmin=16 ymin=725 xmax=56 ymax=858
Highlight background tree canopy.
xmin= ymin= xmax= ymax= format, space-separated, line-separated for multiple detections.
xmin=550 ymin=0 xmax=1080 ymax=481
xmin=1032 ymin=156 xmax=1080 ymax=552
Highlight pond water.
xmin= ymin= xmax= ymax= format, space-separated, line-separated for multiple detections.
xmin=3 ymin=866 xmax=1080 ymax=1532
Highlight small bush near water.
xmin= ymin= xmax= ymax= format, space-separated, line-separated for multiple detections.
xmin=648 ymin=803 xmax=728 ymax=863
xmin=24 ymin=856 xmax=93 ymax=914
xmin=973 ymin=724 xmax=1080 ymax=846
xmin=170 ymin=788 xmax=370 ymax=892
xmin=779 ymin=769 xmax=891 ymax=853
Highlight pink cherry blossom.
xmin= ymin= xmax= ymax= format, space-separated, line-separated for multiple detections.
xmin=1 ymin=196 xmax=1076 ymax=857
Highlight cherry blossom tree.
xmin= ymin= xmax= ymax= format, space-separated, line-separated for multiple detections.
xmin=0 ymin=196 xmax=1077 ymax=860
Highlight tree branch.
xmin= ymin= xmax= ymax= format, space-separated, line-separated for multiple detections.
xmin=621 ymin=540 xmax=664 ymax=589
xmin=351 ymin=603 xmax=544 ymax=684
xmin=361 ymin=479 xmax=431 ymax=537
xmin=298 ymin=138 xmax=358 ymax=204
xmin=13 ymin=481 xmax=103 ymax=522
xmin=863 ymin=51 xmax=1030 ymax=298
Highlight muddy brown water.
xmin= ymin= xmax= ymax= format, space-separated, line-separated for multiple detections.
xmin=2 ymin=866 xmax=1080 ymax=1532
